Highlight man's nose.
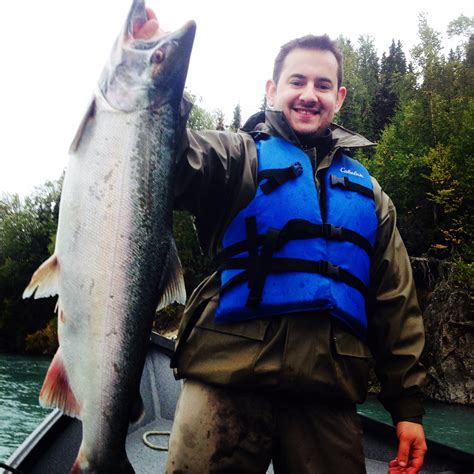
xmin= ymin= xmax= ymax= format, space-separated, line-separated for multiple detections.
xmin=299 ymin=85 xmax=318 ymax=104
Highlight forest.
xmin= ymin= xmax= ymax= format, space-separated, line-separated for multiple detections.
xmin=0 ymin=14 xmax=472 ymax=356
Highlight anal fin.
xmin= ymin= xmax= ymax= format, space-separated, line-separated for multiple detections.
xmin=40 ymin=348 xmax=81 ymax=418
xmin=130 ymin=392 xmax=145 ymax=424
xmin=156 ymin=238 xmax=186 ymax=311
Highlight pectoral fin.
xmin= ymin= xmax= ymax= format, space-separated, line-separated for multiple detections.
xmin=23 ymin=254 xmax=59 ymax=299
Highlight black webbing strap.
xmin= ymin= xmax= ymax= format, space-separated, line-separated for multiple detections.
xmin=246 ymin=216 xmax=259 ymax=302
xmin=215 ymin=219 xmax=373 ymax=265
xmin=279 ymin=220 xmax=373 ymax=256
xmin=246 ymin=227 xmax=281 ymax=307
xmin=258 ymin=162 xmax=303 ymax=194
xmin=220 ymin=258 xmax=368 ymax=299
xmin=330 ymin=174 xmax=375 ymax=199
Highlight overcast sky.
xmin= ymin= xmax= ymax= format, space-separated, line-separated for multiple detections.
xmin=0 ymin=0 xmax=471 ymax=197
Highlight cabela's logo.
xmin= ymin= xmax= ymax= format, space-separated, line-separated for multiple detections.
xmin=340 ymin=167 xmax=364 ymax=178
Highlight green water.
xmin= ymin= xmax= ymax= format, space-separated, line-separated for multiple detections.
xmin=358 ymin=396 xmax=474 ymax=454
xmin=0 ymin=353 xmax=52 ymax=462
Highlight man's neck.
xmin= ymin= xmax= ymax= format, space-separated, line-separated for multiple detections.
xmin=296 ymin=129 xmax=333 ymax=163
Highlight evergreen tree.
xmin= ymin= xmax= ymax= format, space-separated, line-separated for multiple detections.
xmin=336 ymin=37 xmax=362 ymax=132
xmin=367 ymin=14 xmax=473 ymax=258
xmin=337 ymin=36 xmax=380 ymax=141
xmin=374 ymin=40 xmax=408 ymax=136
xmin=356 ymin=36 xmax=380 ymax=140
xmin=230 ymin=103 xmax=242 ymax=131
xmin=214 ymin=109 xmax=225 ymax=130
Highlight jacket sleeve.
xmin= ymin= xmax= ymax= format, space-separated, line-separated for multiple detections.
xmin=368 ymin=178 xmax=427 ymax=425
xmin=173 ymin=125 xmax=257 ymax=257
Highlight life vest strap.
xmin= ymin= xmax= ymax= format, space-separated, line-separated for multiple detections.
xmin=330 ymin=174 xmax=375 ymax=199
xmin=216 ymin=219 xmax=373 ymax=266
xmin=246 ymin=227 xmax=281 ymax=307
xmin=220 ymin=257 xmax=368 ymax=302
xmin=258 ymin=162 xmax=304 ymax=194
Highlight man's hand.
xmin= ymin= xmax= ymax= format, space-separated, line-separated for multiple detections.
xmin=134 ymin=8 xmax=166 ymax=40
xmin=388 ymin=421 xmax=427 ymax=473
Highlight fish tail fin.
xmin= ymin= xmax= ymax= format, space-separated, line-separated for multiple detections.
xmin=40 ymin=348 xmax=81 ymax=418
xmin=70 ymin=447 xmax=95 ymax=474
xmin=69 ymin=447 xmax=87 ymax=474
xmin=23 ymin=254 xmax=59 ymax=299
xmin=70 ymin=446 xmax=134 ymax=473
xmin=157 ymin=238 xmax=186 ymax=311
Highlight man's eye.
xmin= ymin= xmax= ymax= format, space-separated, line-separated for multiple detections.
xmin=290 ymin=80 xmax=304 ymax=86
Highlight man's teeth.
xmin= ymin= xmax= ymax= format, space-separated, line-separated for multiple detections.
xmin=295 ymin=109 xmax=318 ymax=115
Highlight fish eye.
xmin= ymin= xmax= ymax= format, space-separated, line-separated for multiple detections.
xmin=151 ymin=50 xmax=165 ymax=64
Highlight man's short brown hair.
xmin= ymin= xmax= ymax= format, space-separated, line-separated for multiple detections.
xmin=273 ymin=35 xmax=343 ymax=88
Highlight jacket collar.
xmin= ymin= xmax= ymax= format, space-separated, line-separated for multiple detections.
xmin=242 ymin=109 xmax=375 ymax=153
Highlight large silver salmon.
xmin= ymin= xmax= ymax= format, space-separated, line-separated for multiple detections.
xmin=23 ymin=1 xmax=195 ymax=471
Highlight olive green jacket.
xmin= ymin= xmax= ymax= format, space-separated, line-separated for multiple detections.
xmin=172 ymin=108 xmax=426 ymax=424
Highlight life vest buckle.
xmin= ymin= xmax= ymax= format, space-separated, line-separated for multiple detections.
xmin=291 ymin=161 xmax=303 ymax=177
xmin=330 ymin=175 xmax=348 ymax=188
xmin=260 ymin=162 xmax=304 ymax=194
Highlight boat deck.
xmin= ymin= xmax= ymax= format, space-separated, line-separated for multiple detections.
xmin=2 ymin=334 xmax=473 ymax=474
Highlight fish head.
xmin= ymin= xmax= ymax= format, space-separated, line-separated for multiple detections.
xmin=99 ymin=0 xmax=196 ymax=112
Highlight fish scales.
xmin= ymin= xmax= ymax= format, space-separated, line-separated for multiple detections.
xmin=59 ymin=106 xmax=174 ymax=458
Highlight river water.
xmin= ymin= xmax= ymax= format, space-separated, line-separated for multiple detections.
xmin=358 ymin=395 xmax=474 ymax=454
xmin=0 ymin=353 xmax=473 ymax=464
xmin=0 ymin=353 xmax=52 ymax=462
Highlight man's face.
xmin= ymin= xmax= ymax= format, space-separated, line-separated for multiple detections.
xmin=266 ymin=48 xmax=346 ymax=136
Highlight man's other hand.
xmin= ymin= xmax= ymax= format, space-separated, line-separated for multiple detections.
xmin=388 ymin=421 xmax=427 ymax=473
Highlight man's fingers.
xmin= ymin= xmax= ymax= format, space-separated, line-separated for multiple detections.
xmin=145 ymin=7 xmax=157 ymax=21
xmin=134 ymin=19 xmax=159 ymax=40
xmin=133 ymin=8 xmax=168 ymax=41
xmin=407 ymin=447 xmax=426 ymax=471
xmin=397 ymin=438 xmax=411 ymax=467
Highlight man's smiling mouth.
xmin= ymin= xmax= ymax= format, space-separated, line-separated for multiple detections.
xmin=294 ymin=108 xmax=320 ymax=116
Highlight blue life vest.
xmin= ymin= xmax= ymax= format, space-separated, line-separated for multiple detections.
xmin=215 ymin=135 xmax=378 ymax=339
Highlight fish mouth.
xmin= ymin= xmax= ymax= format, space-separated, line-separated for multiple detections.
xmin=126 ymin=0 xmax=148 ymax=39
xmin=124 ymin=0 xmax=196 ymax=52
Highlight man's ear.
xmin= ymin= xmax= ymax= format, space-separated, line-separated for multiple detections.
xmin=265 ymin=79 xmax=277 ymax=107
xmin=335 ymin=86 xmax=347 ymax=113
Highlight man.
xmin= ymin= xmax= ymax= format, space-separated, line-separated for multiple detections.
xmin=137 ymin=11 xmax=427 ymax=474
